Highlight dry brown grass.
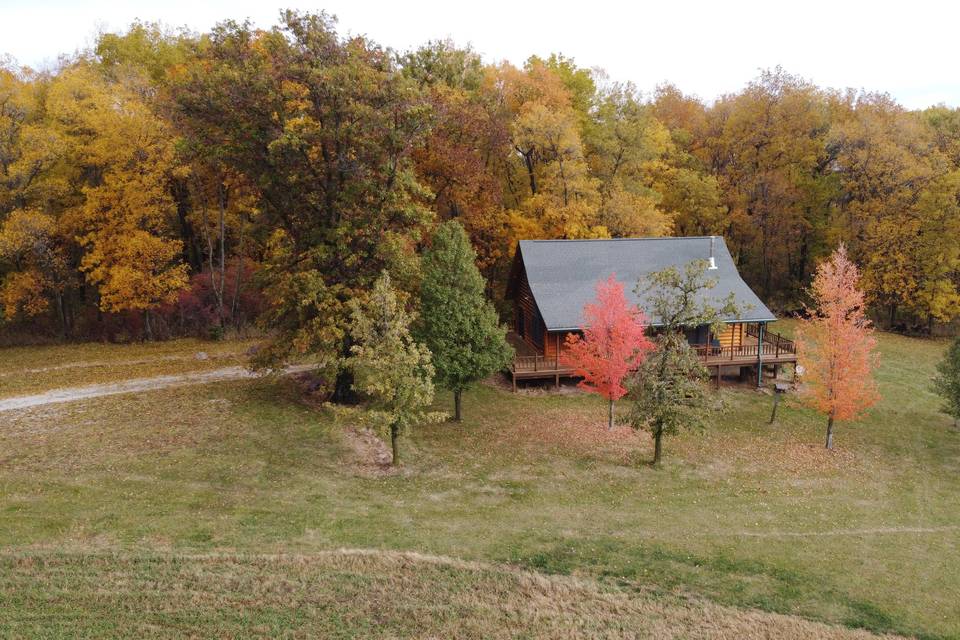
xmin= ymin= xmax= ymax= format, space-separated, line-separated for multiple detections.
xmin=0 ymin=389 xmax=239 ymax=473
xmin=0 ymin=549 xmax=904 ymax=639
xmin=0 ymin=338 xmax=259 ymax=398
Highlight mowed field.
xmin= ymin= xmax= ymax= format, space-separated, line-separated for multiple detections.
xmin=0 ymin=325 xmax=957 ymax=639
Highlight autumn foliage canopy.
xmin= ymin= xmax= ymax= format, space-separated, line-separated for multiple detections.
xmin=562 ymin=275 xmax=653 ymax=404
xmin=3 ymin=14 xmax=960 ymax=348
xmin=797 ymin=245 xmax=879 ymax=445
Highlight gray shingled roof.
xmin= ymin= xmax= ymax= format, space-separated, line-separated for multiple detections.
xmin=517 ymin=237 xmax=776 ymax=330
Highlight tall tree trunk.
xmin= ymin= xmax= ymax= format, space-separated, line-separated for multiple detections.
xmin=390 ymin=423 xmax=401 ymax=466
xmin=143 ymin=309 xmax=154 ymax=342
xmin=558 ymin=156 xmax=569 ymax=206
xmin=454 ymin=389 xmax=462 ymax=422
xmin=519 ymin=148 xmax=537 ymax=195
xmin=199 ymin=178 xmax=227 ymax=332
xmin=825 ymin=413 xmax=835 ymax=450
xmin=608 ymin=398 xmax=614 ymax=430
xmin=332 ymin=336 xmax=356 ymax=403
xmin=171 ymin=177 xmax=202 ymax=271
xmin=653 ymin=423 xmax=663 ymax=466
xmin=56 ymin=292 xmax=68 ymax=339
xmin=217 ymin=182 xmax=227 ymax=330
xmin=231 ymin=256 xmax=244 ymax=334
xmin=332 ymin=369 xmax=354 ymax=403
xmin=230 ymin=213 xmax=247 ymax=333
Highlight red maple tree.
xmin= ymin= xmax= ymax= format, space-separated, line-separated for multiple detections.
xmin=561 ymin=274 xmax=654 ymax=429
xmin=796 ymin=244 xmax=879 ymax=449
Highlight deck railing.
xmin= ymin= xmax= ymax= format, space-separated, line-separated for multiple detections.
xmin=693 ymin=327 xmax=795 ymax=362
xmin=512 ymin=355 xmax=563 ymax=372
xmin=745 ymin=325 xmax=796 ymax=357
xmin=511 ymin=327 xmax=796 ymax=373
xmin=692 ymin=342 xmax=777 ymax=362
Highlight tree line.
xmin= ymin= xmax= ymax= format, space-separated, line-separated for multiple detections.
xmin=2 ymin=10 xmax=959 ymax=351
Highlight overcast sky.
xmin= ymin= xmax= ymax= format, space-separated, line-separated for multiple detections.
xmin=2 ymin=0 xmax=958 ymax=109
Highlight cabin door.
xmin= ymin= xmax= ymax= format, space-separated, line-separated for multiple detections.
xmin=684 ymin=325 xmax=710 ymax=346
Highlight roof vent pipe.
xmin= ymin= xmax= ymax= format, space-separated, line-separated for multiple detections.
xmin=708 ymin=236 xmax=718 ymax=270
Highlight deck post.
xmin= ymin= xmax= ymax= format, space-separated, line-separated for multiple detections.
xmin=756 ymin=322 xmax=765 ymax=388
xmin=555 ymin=333 xmax=561 ymax=388
xmin=556 ymin=333 xmax=560 ymax=370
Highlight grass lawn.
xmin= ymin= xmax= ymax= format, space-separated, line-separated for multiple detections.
xmin=0 ymin=326 xmax=957 ymax=638
xmin=0 ymin=337 xmax=259 ymax=399
xmin=0 ymin=551 xmax=898 ymax=639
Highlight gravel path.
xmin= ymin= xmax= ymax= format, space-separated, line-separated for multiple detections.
xmin=0 ymin=364 xmax=314 ymax=413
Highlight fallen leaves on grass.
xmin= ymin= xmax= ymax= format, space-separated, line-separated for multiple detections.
xmin=497 ymin=408 xmax=650 ymax=465
xmin=677 ymin=429 xmax=880 ymax=478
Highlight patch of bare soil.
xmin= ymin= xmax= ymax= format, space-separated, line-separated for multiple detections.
xmin=482 ymin=373 xmax=520 ymax=393
xmin=340 ymin=426 xmax=398 ymax=477
xmin=289 ymin=370 xmax=334 ymax=408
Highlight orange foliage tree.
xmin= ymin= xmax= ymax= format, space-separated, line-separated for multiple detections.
xmin=796 ymin=244 xmax=879 ymax=449
xmin=561 ymin=274 xmax=653 ymax=429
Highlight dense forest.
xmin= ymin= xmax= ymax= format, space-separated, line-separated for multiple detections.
xmin=2 ymin=10 xmax=959 ymax=353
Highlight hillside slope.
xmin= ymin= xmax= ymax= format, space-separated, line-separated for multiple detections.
xmin=0 ymin=549 xmax=904 ymax=639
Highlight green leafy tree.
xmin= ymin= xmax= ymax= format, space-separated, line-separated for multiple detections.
xmin=418 ymin=221 xmax=513 ymax=421
xmin=169 ymin=11 xmax=433 ymax=397
xmin=934 ymin=337 xmax=960 ymax=428
xmin=627 ymin=259 xmax=740 ymax=466
xmin=348 ymin=272 xmax=442 ymax=465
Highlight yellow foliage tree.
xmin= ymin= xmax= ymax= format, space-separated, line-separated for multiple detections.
xmin=831 ymin=94 xmax=960 ymax=327
xmin=1 ymin=67 xmax=68 ymax=213
xmin=47 ymin=66 xmax=187 ymax=337
xmin=0 ymin=210 xmax=73 ymax=327
xmin=493 ymin=62 xmax=605 ymax=240
xmin=0 ymin=269 xmax=49 ymax=318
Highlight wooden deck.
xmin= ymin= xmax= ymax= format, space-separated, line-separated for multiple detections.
xmin=695 ymin=325 xmax=796 ymax=365
xmin=508 ymin=326 xmax=796 ymax=390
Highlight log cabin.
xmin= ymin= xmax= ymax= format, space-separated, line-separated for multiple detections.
xmin=504 ymin=236 xmax=797 ymax=390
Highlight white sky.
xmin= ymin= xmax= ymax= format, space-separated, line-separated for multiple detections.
xmin=2 ymin=0 xmax=958 ymax=109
